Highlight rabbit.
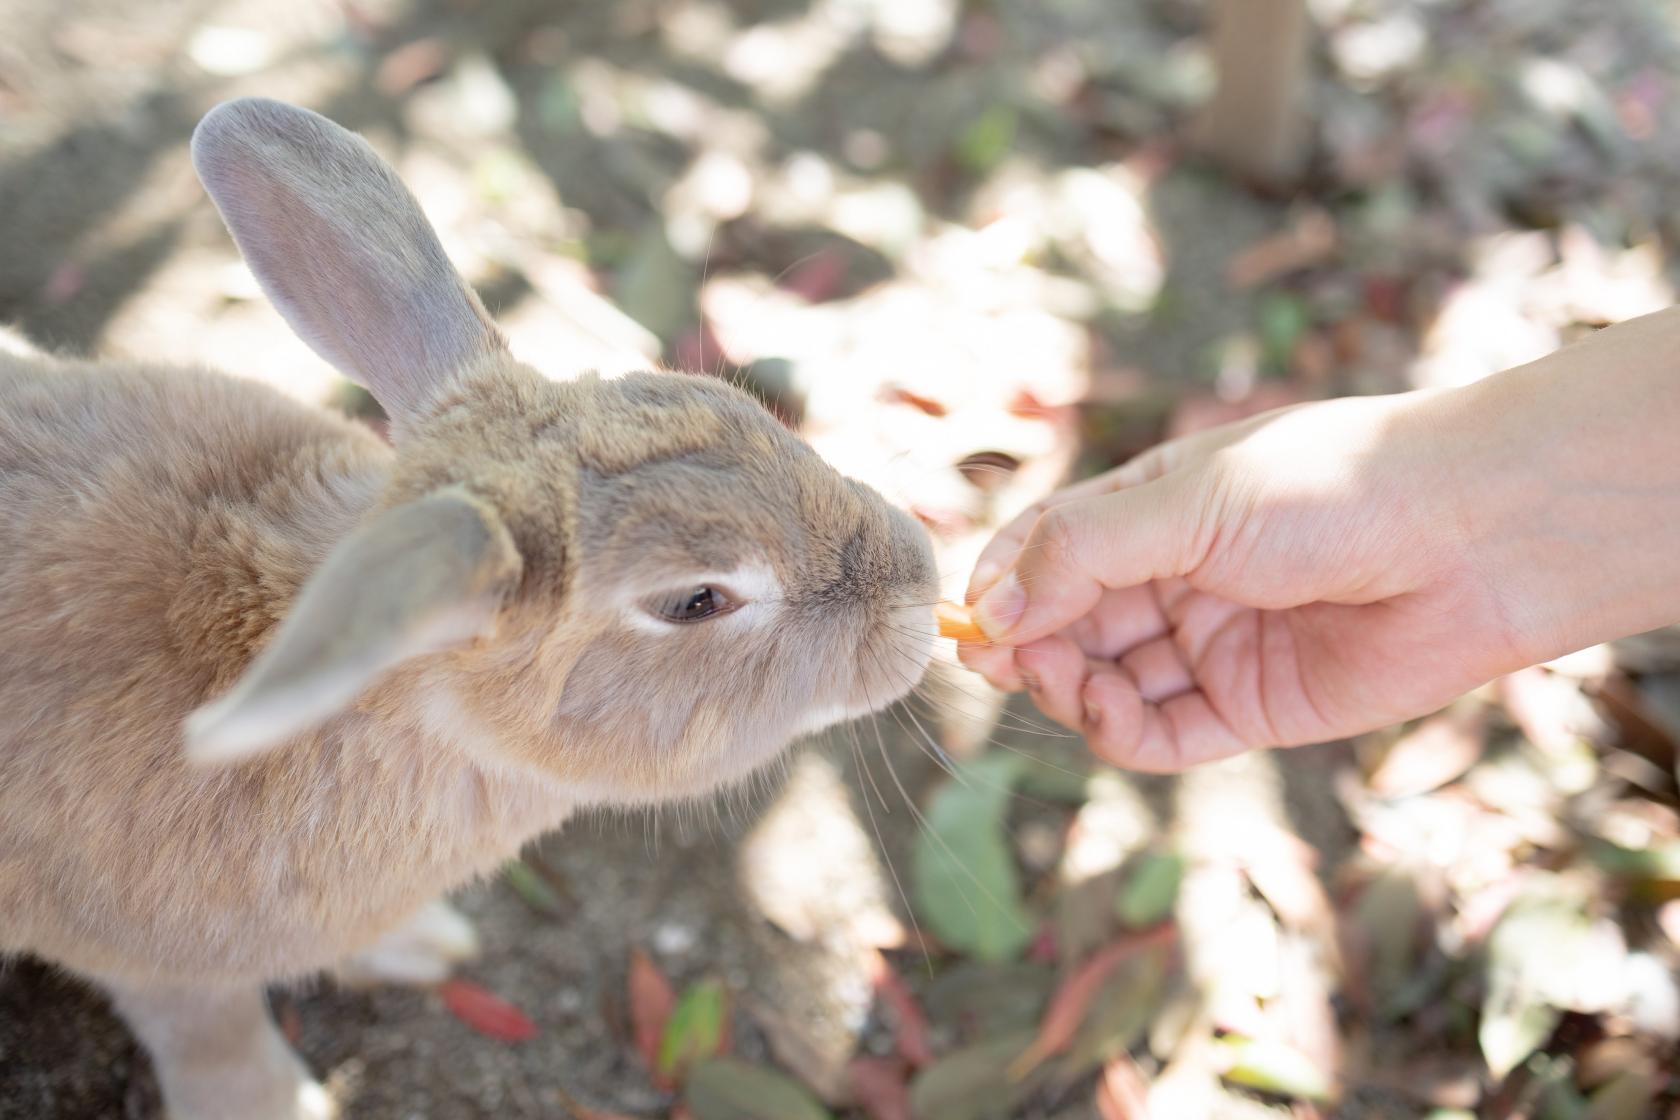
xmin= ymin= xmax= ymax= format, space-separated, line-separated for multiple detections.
xmin=0 ymin=97 xmax=937 ymax=1120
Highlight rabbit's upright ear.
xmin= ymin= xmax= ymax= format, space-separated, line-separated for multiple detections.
xmin=184 ymin=489 xmax=521 ymax=765
xmin=190 ymin=98 xmax=505 ymax=422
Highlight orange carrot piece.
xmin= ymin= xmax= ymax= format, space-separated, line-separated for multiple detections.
xmin=935 ymin=601 xmax=986 ymax=642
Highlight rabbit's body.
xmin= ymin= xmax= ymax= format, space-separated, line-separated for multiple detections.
xmin=0 ymin=354 xmax=571 ymax=983
xmin=0 ymin=99 xmax=936 ymax=1120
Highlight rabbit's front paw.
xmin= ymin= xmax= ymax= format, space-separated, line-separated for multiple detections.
xmin=166 ymin=1077 xmax=336 ymax=1120
xmin=335 ymin=898 xmax=480 ymax=987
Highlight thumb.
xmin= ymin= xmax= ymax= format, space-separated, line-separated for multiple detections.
xmin=972 ymin=474 xmax=1207 ymax=645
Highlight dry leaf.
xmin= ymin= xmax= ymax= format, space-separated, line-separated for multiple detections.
xmin=869 ymin=951 xmax=933 ymax=1068
xmin=846 ymin=1057 xmax=911 ymax=1120
xmin=629 ymin=948 xmax=677 ymax=1082
xmin=1226 ymin=209 xmax=1338 ymax=289
xmin=1009 ymin=922 xmax=1177 ymax=1078
xmin=437 ymin=978 xmax=538 ymax=1042
xmin=1367 ymin=706 xmax=1486 ymax=799
xmin=1094 ymin=1054 xmax=1153 ymax=1120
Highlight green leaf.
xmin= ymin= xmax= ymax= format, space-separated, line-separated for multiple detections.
xmin=1213 ymin=1036 xmax=1334 ymax=1102
xmin=1256 ymin=291 xmax=1310 ymax=373
xmin=685 ymin=1058 xmax=831 ymax=1120
xmin=922 ymin=961 xmax=1054 ymax=1039
xmin=657 ymin=978 xmax=728 ymax=1084
xmin=908 ymin=1031 xmax=1037 ymax=1120
xmin=1585 ymin=838 xmax=1680 ymax=900
xmin=912 ymin=754 xmax=1034 ymax=962
xmin=1349 ymin=869 xmax=1421 ymax=1014
xmin=956 ymin=106 xmax=1018 ymax=174
xmin=501 ymin=859 xmax=563 ymax=914
xmin=1115 ymin=850 xmax=1183 ymax=929
xmin=1480 ymin=894 xmax=1599 ymax=1079
xmin=615 ymin=226 xmax=696 ymax=343
xmin=1012 ymin=754 xmax=1091 ymax=803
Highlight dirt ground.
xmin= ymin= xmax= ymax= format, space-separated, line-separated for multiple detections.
xmin=5 ymin=0 xmax=1680 ymax=1118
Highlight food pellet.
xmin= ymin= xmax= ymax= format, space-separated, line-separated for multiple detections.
xmin=935 ymin=600 xmax=986 ymax=642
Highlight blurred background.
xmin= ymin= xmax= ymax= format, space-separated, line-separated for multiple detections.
xmin=2 ymin=0 xmax=1680 ymax=1117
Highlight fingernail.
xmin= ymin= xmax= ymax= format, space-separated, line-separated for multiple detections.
xmin=974 ymin=572 xmax=1025 ymax=639
xmin=970 ymin=560 xmax=1002 ymax=594
xmin=1019 ymin=672 xmax=1041 ymax=693
xmin=1083 ymin=699 xmax=1102 ymax=728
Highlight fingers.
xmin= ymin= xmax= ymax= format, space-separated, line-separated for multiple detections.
xmin=1081 ymin=674 xmax=1252 ymax=772
xmin=986 ymin=633 xmax=1252 ymax=773
xmin=974 ymin=472 xmax=1209 ymax=647
xmin=956 ymin=584 xmax=1168 ymax=688
xmin=966 ymin=470 xmax=1130 ymax=601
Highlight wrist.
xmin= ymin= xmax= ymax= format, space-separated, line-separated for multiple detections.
xmin=1439 ymin=311 xmax=1680 ymax=665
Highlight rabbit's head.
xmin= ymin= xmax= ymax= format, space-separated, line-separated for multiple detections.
xmin=184 ymin=99 xmax=936 ymax=802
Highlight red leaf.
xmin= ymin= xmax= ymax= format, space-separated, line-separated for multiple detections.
xmin=1094 ymin=1055 xmax=1152 ymax=1120
xmin=437 ymin=978 xmax=538 ymax=1042
xmin=869 ymin=951 xmax=933 ymax=1068
xmin=629 ymin=947 xmax=677 ymax=1083
xmin=847 ymin=1056 xmax=912 ymax=1120
xmin=779 ymin=246 xmax=850 ymax=303
xmin=276 ymin=998 xmax=302 ymax=1045
xmin=1009 ymin=923 xmax=1177 ymax=1079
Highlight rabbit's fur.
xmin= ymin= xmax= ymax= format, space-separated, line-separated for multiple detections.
xmin=0 ymin=99 xmax=935 ymax=1119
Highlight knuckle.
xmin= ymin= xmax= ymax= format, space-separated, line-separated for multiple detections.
xmin=1033 ymin=507 xmax=1082 ymax=571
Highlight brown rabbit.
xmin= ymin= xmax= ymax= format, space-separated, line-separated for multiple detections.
xmin=0 ymin=98 xmax=936 ymax=1120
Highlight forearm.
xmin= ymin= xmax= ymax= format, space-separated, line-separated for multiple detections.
xmin=1446 ymin=306 xmax=1680 ymax=664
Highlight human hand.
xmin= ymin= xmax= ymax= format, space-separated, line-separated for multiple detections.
xmin=959 ymin=390 xmax=1528 ymax=771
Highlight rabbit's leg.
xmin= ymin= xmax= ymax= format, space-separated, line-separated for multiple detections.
xmin=104 ymin=980 xmax=335 ymax=1120
xmin=335 ymin=897 xmax=480 ymax=986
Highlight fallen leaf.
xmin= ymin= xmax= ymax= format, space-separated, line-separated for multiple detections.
xmin=1342 ymin=869 xmax=1421 ymax=1014
xmin=1116 ymin=851 xmax=1184 ymax=929
xmin=1585 ymin=1069 xmax=1659 ymax=1120
xmin=908 ymin=1032 xmax=1037 ymax=1120
xmin=1212 ymin=1036 xmax=1335 ymax=1102
xmin=1226 ymin=209 xmax=1337 ymax=289
xmin=869 ymin=951 xmax=933 ymax=1068
xmin=1576 ymin=1037 xmax=1655 ymax=1090
xmin=1584 ymin=838 xmax=1680 ymax=902
xmin=1659 ymin=900 xmax=1680 ymax=949
xmin=658 ymin=978 xmax=730 ymax=1086
xmin=1479 ymin=889 xmax=1615 ymax=1080
xmin=846 ymin=1057 xmax=911 ymax=1120
xmin=1367 ymin=706 xmax=1486 ymax=799
xmin=629 ymin=948 xmax=677 ymax=1080
xmin=376 ymin=37 xmax=448 ymax=96
xmin=1010 ymin=922 xmax=1177 ymax=1078
xmin=554 ymin=1085 xmax=641 ymax=1120
xmin=1240 ymin=830 xmax=1337 ymax=954
xmin=685 ymin=1058 xmax=833 ymax=1120
xmin=1095 ymin=1054 xmax=1153 ymax=1120
xmin=437 ymin=978 xmax=538 ymax=1042
xmin=912 ymin=754 xmax=1034 ymax=963
xmin=276 ymin=997 xmax=302 ymax=1045
xmin=1257 ymin=291 xmax=1311 ymax=373
xmin=922 ymin=960 xmax=1054 ymax=1040
xmin=780 ymin=246 xmax=852 ymax=304
xmin=1499 ymin=667 xmax=1604 ymax=756
xmin=503 ymin=859 xmax=565 ymax=915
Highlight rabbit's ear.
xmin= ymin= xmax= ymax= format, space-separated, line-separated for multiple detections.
xmin=190 ymin=98 xmax=505 ymax=422
xmin=184 ymin=489 xmax=521 ymax=765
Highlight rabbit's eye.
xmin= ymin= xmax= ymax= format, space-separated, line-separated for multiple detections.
xmin=653 ymin=586 xmax=733 ymax=624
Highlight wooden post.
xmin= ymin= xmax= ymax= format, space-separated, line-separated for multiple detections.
xmin=1195 ymin=0 xmax=1312 ymax=187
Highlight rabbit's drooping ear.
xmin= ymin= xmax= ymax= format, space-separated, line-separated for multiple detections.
xmin=190 ymin=98 xmax=506 ymax=422
xmin=184 ymin=490 xmax=521 ymax=765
